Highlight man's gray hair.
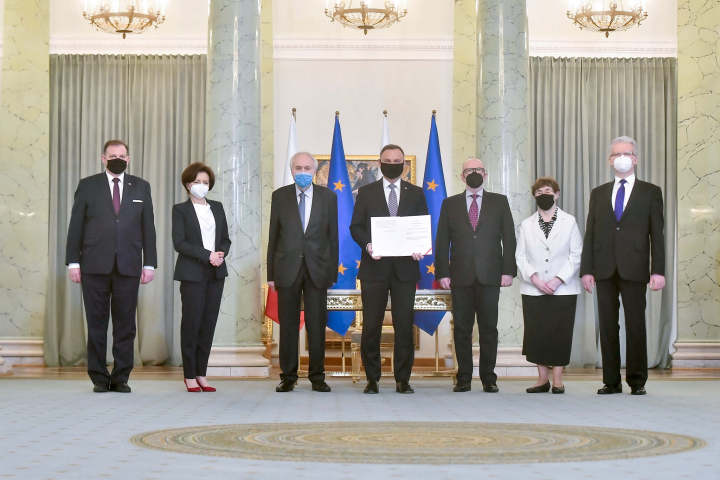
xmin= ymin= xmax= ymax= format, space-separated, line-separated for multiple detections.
xmin=289 ymin=151 xmax=318 ymax=171
xmin=608 ymin=136 xmax=638 ymax=157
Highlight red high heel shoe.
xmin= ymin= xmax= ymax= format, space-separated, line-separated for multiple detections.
xmin=199 ymin=384 xmax=216 ymax=392
xmin=184 ymin=379 xmax=201 ymax=392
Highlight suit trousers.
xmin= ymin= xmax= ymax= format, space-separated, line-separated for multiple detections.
xmin=277 ymin=260 xmax=328 ymax=384
xmin=179 ymin=264 xmax=225 ymax=379
xmin=360 ymin=268 xmax=416 ymax=382
xmin=596 ymin=270 xmax=648 ymax=388
xmin=81 ymin=261 xmax=141 ymax=385
xmin=451 ymin=281 xmax=500 ymax=385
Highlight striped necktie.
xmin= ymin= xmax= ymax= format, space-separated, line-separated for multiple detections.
xmin=388 ymin=184 xmax=398 ymax=217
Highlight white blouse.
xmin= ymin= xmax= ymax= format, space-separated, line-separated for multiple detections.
xmin=193 ymin=202 xmax=216 ymax=252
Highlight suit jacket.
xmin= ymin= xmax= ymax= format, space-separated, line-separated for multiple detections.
xmin=267 ymin=184 xmax=339 ymax=289
xmin=172 ymin=199 xmax=231 ymax=281
xmin=580 ymin=179 xmax=665 ymax=283
xmin=515 ymin=208 xmax=583 ymax=296
xmin=435 ymin=190 xmax=517 ymax=287
xmin=66 ymin=172 xmax=157 ymax=276
xmin=350 ymin=179 xmax=429 ymax=282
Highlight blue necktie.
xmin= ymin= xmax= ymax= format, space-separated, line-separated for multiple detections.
xmin=299 ymin=192 xmax=306 ymax=232
xmin=614 ymin=179 xmax=626 ymax=222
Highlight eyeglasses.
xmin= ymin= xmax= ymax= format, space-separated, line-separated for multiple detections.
xmin=107 ymin=155 xmax=128 ymax=160
xmin=609 ymin=152 xmax=636 ymax=159
xmin=463 ymin=168 xmax=485 ymax=175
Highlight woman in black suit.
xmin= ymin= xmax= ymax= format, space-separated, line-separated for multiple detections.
xmin=172 ymin=162 xmax=230 ymax=392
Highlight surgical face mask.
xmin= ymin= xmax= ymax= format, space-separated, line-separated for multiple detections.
xmin=380 ymin=162 xmax=404 ymax=180
xmin=190 ymin=183 xmax=209 ymax=199
xmin=465 ymin=172 xmax=484 ymax=189
xmin=106 ymin=159 xmax=127 ymax=175
xmin=294 ymin=172 xmax=313 ymax=189
xmin=535 ymin=193 xmax=555 ymax=211
xmin=613 ymin=154 xmax=633 ymax=173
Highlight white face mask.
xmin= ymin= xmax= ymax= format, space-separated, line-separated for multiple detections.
xmin=190 ymin=183 xmax=209 ymax=199
xmin=613 ymin=155 xmax=633 ymax=173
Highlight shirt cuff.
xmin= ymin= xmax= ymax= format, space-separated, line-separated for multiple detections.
xmin=143 ymin=266 xmax=155 ymax=270
xmin=68 ymin=263 xmax=80 ymax=269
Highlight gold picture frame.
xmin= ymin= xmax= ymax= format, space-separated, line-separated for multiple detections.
xmin=314 ymin=155 xmax=417 ymax=197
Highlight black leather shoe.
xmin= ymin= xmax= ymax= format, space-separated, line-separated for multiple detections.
xmin=526 ymin=381 xmax=551 ymax=393
xmin=364 ymin=380 xmax=379 ymax=394
xmin=453 ymin=382 xmax=471 ymax=392
xmin=395 ymin=381 xmax=414 ymax=394
xmin=109 ymin=382 xmax=131 ymax=393
xmin=275 ymin=380 xmax=295 ymax=392
xmin=93 ymin=382 xmax=109 ymax=393
xmin=482 ymin=383 xmax=499 ymax=393
xmin=630 ymin=386 xmax=646 ymax=395
xmin=597 ymin=384 xmax=622 ymax=395
xmin=311 ymin=381 xmax=331 ymax=392
xmin=552 ymin=385 xmax=565 ymax=394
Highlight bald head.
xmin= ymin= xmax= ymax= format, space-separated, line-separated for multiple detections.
xmin=462 ymin=158 xmax=484 ymax=171
xmin=461 ymin=158 xmax=487 ymax=191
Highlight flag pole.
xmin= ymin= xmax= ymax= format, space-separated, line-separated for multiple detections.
xmin=292 ymin=107 xmax=296 ymax=120
xmin=432 ymin=109 xmax=436 ymax=116
xmin=336 ymin=110 xmax=340 ymax=117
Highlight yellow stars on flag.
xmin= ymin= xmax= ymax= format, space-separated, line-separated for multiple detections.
xmin=338 ymin=263 xmax=347 ymax=275
xmin=333 ymin=180 xmax=345 ymax=192
xmin=356 ymin=260 xmax=361 ymax=269
xmin=426 ymin=179 xmax=439 ymax=191
xmin=426 ymin=263 xmax=435 ymax=275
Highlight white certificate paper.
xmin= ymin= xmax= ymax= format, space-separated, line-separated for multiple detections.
xmin=371 ymin=215 xmax=433 ymax=257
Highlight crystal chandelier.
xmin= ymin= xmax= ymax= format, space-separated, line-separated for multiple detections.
xmin=567 ymin=1 xmax=648 ymax=38
xmin=83 ymin=1 xmax=167 ymax=39
xmin=325 ymin=1 xmax=408 ymax=35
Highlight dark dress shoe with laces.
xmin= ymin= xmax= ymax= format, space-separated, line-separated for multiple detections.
xmin=630 ymin=386 xmax=646 ymax=395
xmin=526 ymin=381 xmax=551 ymax=393
xmin=552 ymin=385 xmax=565 ymax=394
xmin=311 ymin=381 xmax=331 ymax=392
xmin=482 ymin=383 xmax=499 ymax=393
xmin=597 ymin=384 xmax=622 ymax=395
xmin=276 ymin=380 xmax=295 ymax=392
xmin=396 ymin=381 xmax=414 ymax=394
xmin=364 ymin=380 xmax=379 ymax=394
xmin=109 ymin=382 xmax=131 ymax=393
xmin=93 ymin=382 xmax=109 ymax=393
xmin=453 ymin=382 xmax=471 ymax=392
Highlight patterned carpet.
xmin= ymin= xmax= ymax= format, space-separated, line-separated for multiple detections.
xmin=130 ymin=421 xmax=705 ymax=464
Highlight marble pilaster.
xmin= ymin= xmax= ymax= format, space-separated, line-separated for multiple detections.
xmin=675 ymin=0 xmax=720 ymax=355
xmin=476 ymin=0 xmax=530 ymax=346
xmin=205 ymin=0 xmax=270 ymax=376
xmin=261 ymin=0 xmax=274 ymax=283
xmin=0 ymin=0 xmax=49 ymax=359
xmin=452 ymin=0 xmax=476 ymax=194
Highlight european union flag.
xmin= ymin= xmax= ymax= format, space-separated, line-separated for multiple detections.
xmin=415 ymin=113 xmax=447 ymax=335
xmin=326 ymin=115 xmax=361 ymax=335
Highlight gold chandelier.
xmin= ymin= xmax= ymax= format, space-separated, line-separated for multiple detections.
xmin=83 ymin=1 xmax=166 ymax=39
xmin=325 ymin=1 xmax=408 ymax=35
xmin=567 ymin=1 xmax=648 ymax=38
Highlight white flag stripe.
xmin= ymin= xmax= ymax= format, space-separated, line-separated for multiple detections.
xmin=283 ymin=113 xmax=299 ymax=186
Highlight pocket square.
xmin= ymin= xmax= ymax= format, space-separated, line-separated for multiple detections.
xmin=133 ymin=199 xmax=143 ymax=203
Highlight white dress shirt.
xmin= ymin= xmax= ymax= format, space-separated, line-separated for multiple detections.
xmin=296 ymin=183 xmax=313 ymax=232
xmin=193 ymin=202 xmax=216 ymax=252
xmin=465 ymin=187 xmax=484 ymax=212
xmin=382 ymin=177 xmax=401 ymax=207
xmin=611 ymin=173 xmax=635 ymax=210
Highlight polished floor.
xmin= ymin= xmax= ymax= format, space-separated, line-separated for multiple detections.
xmin=1 ymin=369 xmax=719 ymax=479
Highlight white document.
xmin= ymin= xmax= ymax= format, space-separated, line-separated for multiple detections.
xmin=371 ymin=215 xmax=433 ymax=257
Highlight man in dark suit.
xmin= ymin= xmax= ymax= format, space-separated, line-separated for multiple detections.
xmin=66 ymin=140 xmax=157 ymax=393
xmin=581 ymin=136 xmax=665 ymax=396
xmin=267 ymin=152 xmax=339 ymax=393
xmin=436 ymin=158 xmax=516 ymax=393
xmin=350 ymin=144 xmax=429 ymax=394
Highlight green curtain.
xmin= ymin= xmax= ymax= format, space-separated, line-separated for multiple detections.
xmin=529 ymin=57 xmax=677 ymax=369
xmin=45 ymin=54 xmax=207 ymax=367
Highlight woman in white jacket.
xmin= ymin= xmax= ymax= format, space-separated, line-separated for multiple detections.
xmin=516 ymin=177 xmax=583 ymax=394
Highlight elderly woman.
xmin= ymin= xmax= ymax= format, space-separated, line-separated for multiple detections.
xmin=515 ymin=177 xmax=583 ymax=394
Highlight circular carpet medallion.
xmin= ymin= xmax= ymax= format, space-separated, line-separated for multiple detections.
xmin=130 ymin=422 xmax=705 ymax=464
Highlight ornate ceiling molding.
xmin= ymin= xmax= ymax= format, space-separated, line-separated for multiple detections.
xmin=48 ymin=35 xmax=208 ymax=55
xmin=529 ymin=38 xmax=677 ymax=58
xmin=273 ymin=35 xmax=454 ymax=61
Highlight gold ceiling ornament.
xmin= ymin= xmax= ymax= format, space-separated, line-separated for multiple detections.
xmin=567 ymin=1 xmax=648 ymax=38
xmin=83 ymin=1 xmax=167 ymax=39
xmin=325 ymin=1 xmax=408 ymax=35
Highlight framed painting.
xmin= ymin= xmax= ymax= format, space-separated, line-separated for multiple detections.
xmin=314 ymin=155 xmax=417 ymax=199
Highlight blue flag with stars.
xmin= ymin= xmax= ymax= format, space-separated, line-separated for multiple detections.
xmin=326 ymin=116 xmax=361 ymax=335
xmin=415 ymin=114 xmax=447 ymax=335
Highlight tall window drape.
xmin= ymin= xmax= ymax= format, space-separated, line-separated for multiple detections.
xmin=529 ymin=57 xmax=677 ymax=369
xmin=45 ymin=54 xmax=207 ymax=367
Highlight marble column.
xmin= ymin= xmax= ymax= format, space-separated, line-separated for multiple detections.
xmin=476 ymin=0 xmax=532 ymax=350
xmin=673 ymin=0 xmax=720 ymax=367
xmin=0 ymin=0 xmax=50 ymax=370
xmin=204 ymin=0 xmax=270 ymax=376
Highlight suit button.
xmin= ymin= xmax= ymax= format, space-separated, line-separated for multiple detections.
xmin=473 ymin=235 xmax=476 ymax=239
xmin=616 ymin=227 xmax=620 ymax=230
xmin=546 ymin=247 xmax=549 ymax=251
xmin=116 ymin=220 xmax=119 ymax=223
xmin=545 ymin=270 xmax=548 ymax=274
xmin=545 ymin=259 xmax=548 ymax=262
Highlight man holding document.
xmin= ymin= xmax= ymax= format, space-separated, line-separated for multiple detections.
xmin=350 ymin=144 xmax=429 ymax=394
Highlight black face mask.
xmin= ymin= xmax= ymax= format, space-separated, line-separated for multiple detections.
xmin=535 ymin=193 xmax=555 ymax=211
xmin=465 ymin=172 xmax=484 ymax=189
xmin=380 ymin=162 xmax=404 ymax=180
xmin=106 ymin=159 xmax=127 ymax=175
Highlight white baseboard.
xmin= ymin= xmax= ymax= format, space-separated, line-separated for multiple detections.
xmin=672 ymin=342 xmax=720 ymax=368
xmin=472 ymin=346 xmax=536 ymax=377
xmin=0 ymin=339 xmax=44 ymax=368
xmin=207 ymin=346 xmax=271 ymax=377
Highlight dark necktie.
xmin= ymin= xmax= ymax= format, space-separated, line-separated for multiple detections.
xmin=388 ymin=184 xmax=398 ymax=217
xmin=112 ymin=178 xmax=121 ymax=215
xmin=299 ymin=192 xmax=306 ymax=231
xmin=614 ymin=179 xmax=626 ymax=222
xmin=469 ymin=194 xmax=479 ymax=230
